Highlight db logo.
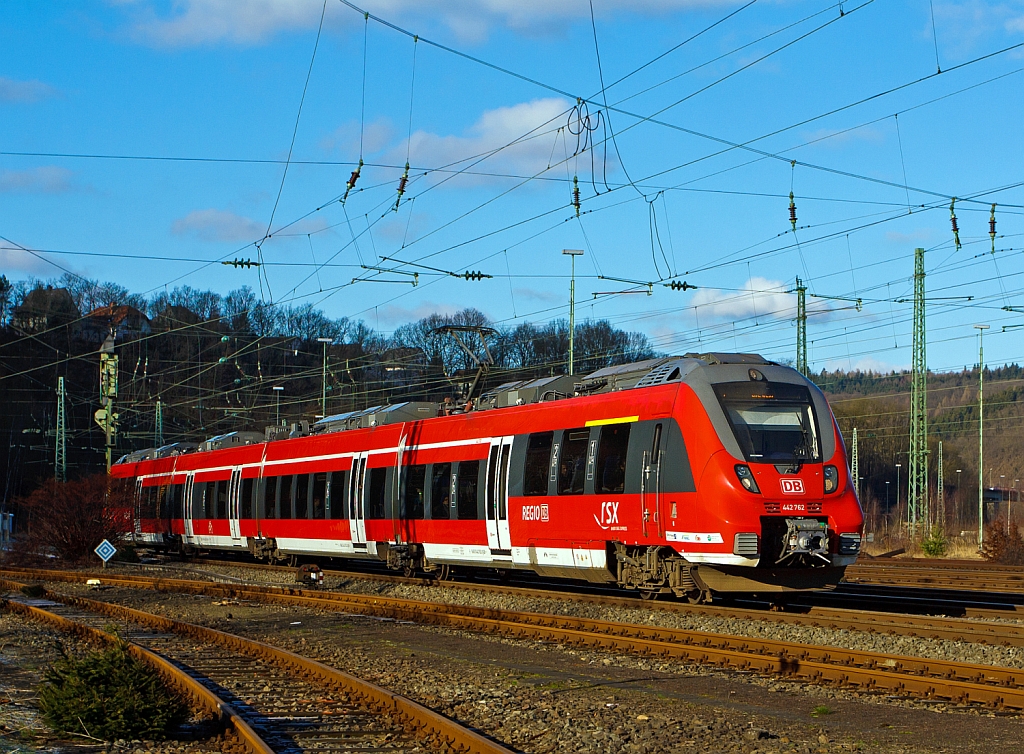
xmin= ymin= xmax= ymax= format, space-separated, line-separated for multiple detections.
xmin=780 ymin=478 xmax=805 ymax=495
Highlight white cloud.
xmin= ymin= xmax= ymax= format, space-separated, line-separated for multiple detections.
xmin=0 ymin=76 xmax=59 ymax=103
xmin=320 ymin=118 xmax=395 ymax=157
xmin=119 ymin=0 xmax=733 ymax=47
xmin=689 ymin=276 xmax=798 ymax=324
xmin=392 ymin=98 xmax=571 ymax=185
xmin=885 ymin=228 xmax=932 ymax=245
xmin=826 ymin=354 xmax=907 ymax=373
xmin=0 ymin=247 xmax=53 ymax=275
xmin=171 ymin=209 xmax=264 ymax=243
xmin=513 ymin=287 xmax=562 ymax=304
xmin=0 ymin=167 xmax=75 ymax=194
xmin=376 ymin=300 xmax=461 ymax=327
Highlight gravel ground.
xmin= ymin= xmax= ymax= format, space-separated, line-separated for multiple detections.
xmin=0 ymin=612 xmax=231 ymax=754
xmin=28 ymin=579 xmax=1024 ymax=754
xmin=123 ymin=561 xmax=1024 ymax=670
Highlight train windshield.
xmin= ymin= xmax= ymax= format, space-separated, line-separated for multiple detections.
xmin=714 ymin=382 xmax=820 ymax=463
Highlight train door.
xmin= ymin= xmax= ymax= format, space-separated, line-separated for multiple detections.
xmin=133 ymin=478 xmax=143 ymax=538
xmin=183 ymin=472 xmax=195 ymax=541
xmin=228 ymin=467 xmax=242 ymax=543
xmin=348 ymin=453 xmax=368 ymax=546
xmin=640 ymin=423 xmax=663 ymax=538
xmin=486 ymin=436 xmax=514 ymax=552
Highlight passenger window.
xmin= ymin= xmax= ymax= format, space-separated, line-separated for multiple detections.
xmin=523 ymin=432 xmax=553 ymax=496
xmin=486 ymin=447 xmax=498 ymax=517
xmin=279 ymin=475 xmax=293 ymax=519
xmin=171 ymin=484 xmax=183 ymax=519
xmin=558 ymin=428 xmax=590 ymax=495
xmin=312 ymin=473 xmax=327 ymax=519
xmin=295 ymin=473 xmax=309 ymax=519
xmin=191 ymin=482 xmax=205 ymax=519
xmin=241 ymin=478 xmax=254 ymax=519
xmin=329 ymin=471 xmax=348 ymax=519
xmin=430 ymin=463 xmax=452 ymax=520
xmin=403 ymin=465 xmax=426 ymax=519
xmin=596 ymin=424 xmax=631 ymax=494
xmin=262 ymin=477 xmax=277 ymax=519
xmin=367 ymin=468 xmax=388 ymax=519
xmin=457 ymin=460 xmax=480 ymax=520
xmin=217 ymin=481 xmax=229 ymax=519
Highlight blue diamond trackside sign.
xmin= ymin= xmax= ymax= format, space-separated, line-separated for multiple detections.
xmin=94 ymin=539 xmax=117 ymax=563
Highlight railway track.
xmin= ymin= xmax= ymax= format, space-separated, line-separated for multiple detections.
xmin=7 ymin=567 xmax=1024 ymax=713
xmin=8 ymin=562 xmax=1024 ymax=649
xmin=846 ymin=561 xmax=1024 ymax=594
xmin=0 ymin=577 xmax=511 ymax=754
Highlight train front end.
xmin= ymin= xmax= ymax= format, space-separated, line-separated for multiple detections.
xmin=675 ymin=355 xmax=863 ymax=595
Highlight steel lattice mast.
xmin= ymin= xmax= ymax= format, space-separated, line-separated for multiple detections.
xmin=155 ymin=399 xmax=164 ymax=448
xmin=795 ymin=277 xmax=807 ymax=376
xmin=851 ymin=427 xmax=859 ymax=501
xmin=55 ymin=376 xmax=66 ymax=482
xmin=908 ymin=247 xmax=928 ymax=534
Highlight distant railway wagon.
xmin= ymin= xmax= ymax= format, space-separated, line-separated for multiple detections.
xmin=111 ymin=353 xmax=864 ymax=600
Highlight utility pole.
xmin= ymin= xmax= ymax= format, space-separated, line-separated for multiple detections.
xmin=155 ymin=399 xmax=164 ymax=447
xmin=796 ymin=277 xmax=807 ymax=376
xmin=937 ymin=440 xmax=943 ymax=531
xmin=975 ymin=323 xmax=990 ymax=549
xmin=793 ymin=277 xmax=861 ymax=377
xmin=563 ymin=249 xmax=583 ymax=375
xmin=317 ymin=337 xmax=332 ymax=418
xmin=851 ymin=427 xmax=859 ymax=500
xmin=908 ymin=248 xmax=928 ymax=535
xmin=273 ymin=386 xmax=284 ymax=426
xmin=95 ymin=334 xmax=118 ymax=473
xmin=55 ymin=376 xmax=66 ymax=482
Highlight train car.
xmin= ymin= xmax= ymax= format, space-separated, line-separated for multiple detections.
xmin=111 ymin=352 xmax=863 ymax=600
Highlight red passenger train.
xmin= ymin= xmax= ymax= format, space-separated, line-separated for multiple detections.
xmin=111 ymin=353 xmax=863 ymax=600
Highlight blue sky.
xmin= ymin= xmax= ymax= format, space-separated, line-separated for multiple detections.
xmin=2 ymin=0 xmax=1024 ymax=374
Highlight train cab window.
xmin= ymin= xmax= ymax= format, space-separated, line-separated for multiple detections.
xmin=430 ymin=463 xmax=452 ymax=520
xmin=241 ymin=478 xmax=254 ymax=519
xmin=279 ymin=475 xmax=293 ymax=519
xmin=403 ymin=465 xmax=426 ymax=520
xmin=295 ymin=473 xmax=310 ymax=519
xmin=523 ymin=432 xmax=553 ymax=496
xmin=457 ymin=460 xmax=480 ymax=520
xmin=312 ymin=473 xmax=327 ymax=519
xmin=262 ymin=477 xmax=277 ymax=519
xmin=328 ymin=471 xmax=348 ymax=519
xmin=596 ymin=424 xmax=631 ymax=494
xmin=558 ymin=428 xmax=590 ymax=495
xmin=367 ymin=468 xmax=388 ymax=519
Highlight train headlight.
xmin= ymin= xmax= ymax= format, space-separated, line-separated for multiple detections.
xmin=734 ymin=464 xmax=761 ymax=493
xmin=823 ymin=465 xmax=839 ymax=494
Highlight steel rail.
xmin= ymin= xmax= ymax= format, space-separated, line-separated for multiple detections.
xmin=8 ymin=563 xmax=1024 ymax=648
xmin=846 ymin=564 xmax=1024 ymax=594
xmin=0 ymin=595 xmax=273 ymax=754
xmin=0 ymin=577 xmax=513 ymax=754
xmin=7 ymin=568 xmax=1024 ymax=711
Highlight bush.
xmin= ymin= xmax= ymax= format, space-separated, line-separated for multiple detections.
xmin=38 ymin=640 xmax=187 ymax=740
xmin=982 ymin=519 xmax=1024 ymax=565
xmin=920 ymin=527 xmax=948 ymax=557
xmin=13 ymin=474 xmax=132 ymax=562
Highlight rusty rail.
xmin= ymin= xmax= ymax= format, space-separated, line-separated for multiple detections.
xmin=7 ymin=568 xmax=1024 ymax=711
xmin=0 ymin=576 xmax=511 ymax=754
xmin=0 ymin=595 xmax=272 ymax=754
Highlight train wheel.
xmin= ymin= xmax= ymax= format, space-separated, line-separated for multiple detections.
xmin=686 ymin=590 xmax=711 ymax=605
xmin=435 ymin=564 xmax=453 ymax=582
xmin=639 ymin=589 xmax=660 ymax=601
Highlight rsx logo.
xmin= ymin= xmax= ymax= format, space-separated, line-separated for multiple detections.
xmin=594 ymin=501 xmax=619 ymax=529
xmin=780 ymin=478 xmax=805 ymax=495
